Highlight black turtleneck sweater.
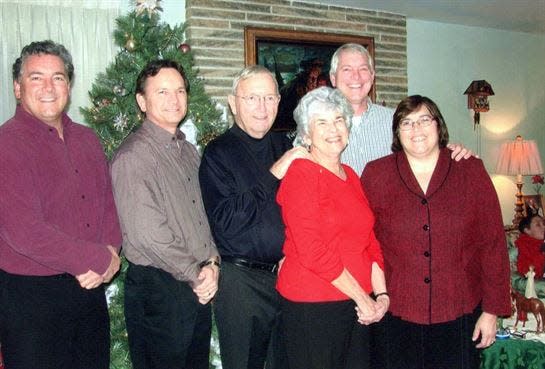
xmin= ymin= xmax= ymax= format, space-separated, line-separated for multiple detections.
xmin=199 ymin=124 xmax=292 ymax=263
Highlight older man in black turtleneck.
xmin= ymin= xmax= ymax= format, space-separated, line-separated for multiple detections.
xmin=199 ymin=65 xmax=308 ymax=369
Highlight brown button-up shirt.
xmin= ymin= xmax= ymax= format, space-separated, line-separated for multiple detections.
xmin=111 ymin=120 xmax=218 ymax=285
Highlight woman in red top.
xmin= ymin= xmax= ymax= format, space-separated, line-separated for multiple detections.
xmin=516 ymin=214 xmax=545 ymax=278
xmin=361 ymin=95 xmax=511 ymax=369
xmin=276 ymin=87 xmax=387 ymax=369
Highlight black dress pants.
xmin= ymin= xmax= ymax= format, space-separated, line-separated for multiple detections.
xmin=370 ymin=308 xmax=481 ymax=369
xmin=213 ymin=262 xmax=287 ymax=369
xmin=124 ymin=263 xmax=212 ymax=369
xmin=280 ymin=297 xmax=361 ymax=369
xmin=0 ymin=270 xmax=109 ymax=369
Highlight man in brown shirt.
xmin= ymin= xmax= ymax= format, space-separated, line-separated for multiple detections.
xmin=110 ymin=59 xmax=219 ymax=369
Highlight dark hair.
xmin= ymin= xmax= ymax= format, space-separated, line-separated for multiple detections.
xmin=12 ymin=40 xmax=74 ymax=83
xmin=391 ymin=95 xmax=449 ymax=152
xmin=518 ymin=213 xmax=542 ymax=233
xmin=135 ymin=59 xmax=189 ymax=96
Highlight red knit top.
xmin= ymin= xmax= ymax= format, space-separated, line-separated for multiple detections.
xmin=276 ymin=159 xmax=384 ymax=302
xmin=516 ymin=233 xmax=545 ymax=278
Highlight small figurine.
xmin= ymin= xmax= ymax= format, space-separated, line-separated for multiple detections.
xmin=525 ymin=265 xmax=538 ymax=299
xmin=511 ymin=289 xmax=545 ymax=333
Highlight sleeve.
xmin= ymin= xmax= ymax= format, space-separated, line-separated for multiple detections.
xmin=278 ymin=160 xmax=344 ymax=282
xmin=199 ymin=144 xmax=280 ymax=241
xmin=516 ymin=239 xmax=534 ymax=275
xmin=472 ymin=160 xmax=512 ymax=316
xmin=0 ymin=139 xmax=112 ymax=276
xmin=366 ymin=226 xmax=385 ymax=270
xmin=110 ymin=147 xmax=200 ymax=284
xmin=98 ymin=148 xmax=122 ymax=251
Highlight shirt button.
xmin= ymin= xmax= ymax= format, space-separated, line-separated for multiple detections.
xmin=423 ymin=224 xmax=429 ymax=231
xmin=192 ymin=200 xmax=196 ymax=204
xmin=81 ymin=195 xmax=85 ymax=199
xmin=75 ymin=169 xmax=79 ymax=173
xmin=421 ymin=199 xmax=427 ymax=205
xmin=187 ymin=177 xmax=191 ymax=182
xmin=424 ymin=277 xmax=431 ymax=284
xmin=424 ymin=251 xmax=430 ymax=257
xmin=86 ymin=223 xmax=90 ymax=227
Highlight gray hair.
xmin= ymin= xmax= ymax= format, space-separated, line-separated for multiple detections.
xmin=231 ymin=65 xmax=279 ymax=95
xmin=293 ymin=87 xmax=353 ymax=147
xmin=329 ymin=43 xmax=374 ymax=75
xmin=12 ymin=40 xmax=74 ymax=83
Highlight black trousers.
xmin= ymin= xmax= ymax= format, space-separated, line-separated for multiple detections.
xmin=280 ymin=297 xmax=363 ymax=369
xmin=0 ymin=270 xmax=109 ymax=369
xmin=213 ymin=262 xmax=287 ymax=369
xmin=124 ymin=263 xmax=212 ymax=369
xmin=370 ymin=308 xmax=482 ymax=369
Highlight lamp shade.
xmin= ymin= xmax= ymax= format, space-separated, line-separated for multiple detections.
xmin=495 ymin=135 xmax=543 ymax=176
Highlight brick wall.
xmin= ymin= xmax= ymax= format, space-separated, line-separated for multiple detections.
xmin=186 ymin=0 xmax=407 ymax=108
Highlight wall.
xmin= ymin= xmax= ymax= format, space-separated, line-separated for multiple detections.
xmin=184 ymin=0 xmax=408 ymax=106
xmin=407 ymin=19 xmax=545 ymax=224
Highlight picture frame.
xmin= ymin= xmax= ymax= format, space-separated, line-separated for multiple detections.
xmin=522 ymin=194 xmax=545 ymax=218
xmin=244 ymin=27 xmax=375 ymax=131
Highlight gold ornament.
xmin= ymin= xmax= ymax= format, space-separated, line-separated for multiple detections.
xmin=125 ymin=36 xmax=136 ymax=52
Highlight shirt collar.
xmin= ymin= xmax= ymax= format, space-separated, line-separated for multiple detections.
xmin=142 ymin=119 xmax=186 ymax=147
xmin=395 ymin=147 xmax=452 ymax=198
xmin=15 ymin=105 xmax=73 ymax=137
xmin=352 ymin=97 xmax=375 ymax=128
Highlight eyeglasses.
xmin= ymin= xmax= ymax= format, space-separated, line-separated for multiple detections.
xmin=235 ymin=94 xmax=280 ymax=107
xmin=399 ymin=115 xmax=435 ymax=131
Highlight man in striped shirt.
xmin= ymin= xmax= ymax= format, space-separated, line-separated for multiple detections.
xmin=330 ymin=43 xmax=470 ymax=176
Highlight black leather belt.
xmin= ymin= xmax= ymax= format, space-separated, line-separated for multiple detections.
xmin=222 ymin=256 xmax=278 ymax=273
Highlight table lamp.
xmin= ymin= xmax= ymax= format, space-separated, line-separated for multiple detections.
xmin=495 ymin=135 xmax=543 ymax=226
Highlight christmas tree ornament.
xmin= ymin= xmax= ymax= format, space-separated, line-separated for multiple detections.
xmin=178 ymin=43 xmax=191 ymax=53
xmin=125 ymin=36 xmax=136 ymax=52
xmin=113 ymin=84 xmax=128 ymax=97
xmin=113 ymin=113 xmax=129 ymax=131
xmin=135 ymin=0 xmax=162 ymax=16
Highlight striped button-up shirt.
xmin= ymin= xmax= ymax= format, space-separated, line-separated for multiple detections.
xmin=341 ymin=99 xmax=394 ymax=176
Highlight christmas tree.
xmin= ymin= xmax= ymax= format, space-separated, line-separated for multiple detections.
xmin=81 ymin=1 xmax=226 ymax=368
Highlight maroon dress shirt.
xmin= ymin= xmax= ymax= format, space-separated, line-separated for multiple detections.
xmin=0 ymin=106 xmax=121 ymax=276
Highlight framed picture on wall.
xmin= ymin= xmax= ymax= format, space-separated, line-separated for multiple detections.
xmin=244 ymin=27 xmax=375 ymax=131
xmin=522 ymin=194 xmax=545 ymax=218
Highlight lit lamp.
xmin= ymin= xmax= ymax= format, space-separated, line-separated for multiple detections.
xmin=495 ymin=135 xmax=543 ymax=226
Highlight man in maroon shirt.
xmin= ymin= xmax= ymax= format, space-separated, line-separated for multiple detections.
xmin=0 ymin=40 xmax=121 ymax=369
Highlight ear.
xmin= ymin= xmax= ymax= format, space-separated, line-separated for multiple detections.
xmin=303 ymin=134 xmax=312 ymax=147
xmin=13 ymin=80 xmax=21 ymax=100
xmin=329 ymin=73 xmax=337 ymax=88
xmin=227 ymin=94 xmax=237 ymax=116
xmin=136 ymin=93 xmax=147 ymax=112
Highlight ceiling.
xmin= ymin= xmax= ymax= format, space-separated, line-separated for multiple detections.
xmin=308 ymin=0 xmax=545 ymax=34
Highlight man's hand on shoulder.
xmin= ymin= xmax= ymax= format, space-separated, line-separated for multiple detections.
xmin=447 ymin=143 xmax=477 ymax=161
xmin=270 ymin=146 xmax=311 ymax=179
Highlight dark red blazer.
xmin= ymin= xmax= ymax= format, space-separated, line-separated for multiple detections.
xmin=361 ymin=148 xmax=511 ymax=324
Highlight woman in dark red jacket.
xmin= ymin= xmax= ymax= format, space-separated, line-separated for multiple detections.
xmin=361 ymin=95 xmax=511 ymax=369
